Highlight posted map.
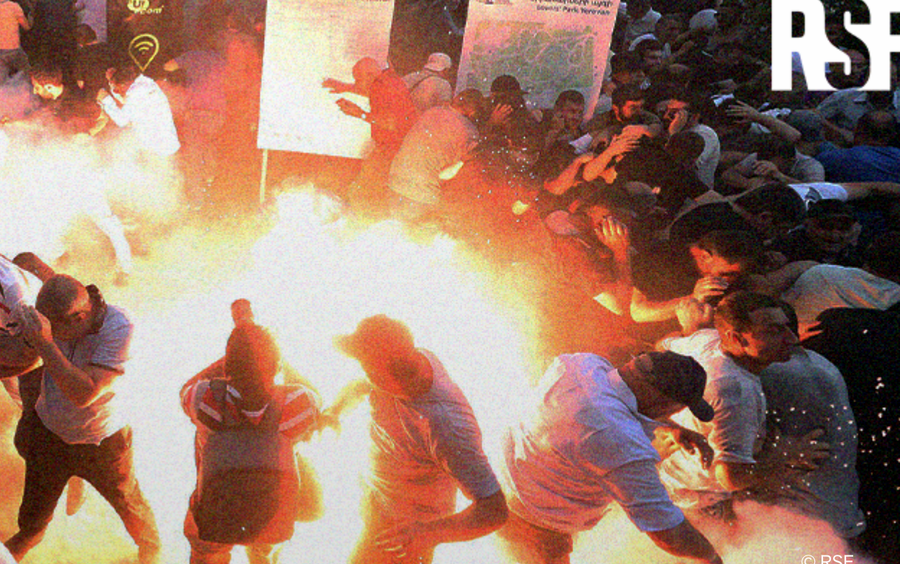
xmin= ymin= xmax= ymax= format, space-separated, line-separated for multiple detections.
xmin=458 ymin=0 xmax=621 ymax=114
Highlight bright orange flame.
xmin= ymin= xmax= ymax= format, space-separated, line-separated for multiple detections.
xmin=0 ymin=176 xmax=869 ymax=564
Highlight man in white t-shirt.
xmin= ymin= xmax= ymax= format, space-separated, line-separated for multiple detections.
xmin=721 ymin=136 xmax=825 ymax=192
xmin=98 ymin=65 xmax=180 ymax=158
xmin=498 ymin=351 xmax=722 ymax=564
xmin=335 ymin=315 xmax=508 ymax=564
xmin=783 ymin=264 xmax=900 ymax=339
xmin=660 ymin=93 xmax=720 ymax=188
xmin=4 ymin=275 xmax=160 ymax=563
xmin=658 ymin=292 xmax=817 ymax=514
xmin=760 ymin=345 xmax=865 ymax=540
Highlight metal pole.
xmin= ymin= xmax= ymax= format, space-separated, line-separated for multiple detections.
xmin=259 ymin=148 xmax=269 ymax=205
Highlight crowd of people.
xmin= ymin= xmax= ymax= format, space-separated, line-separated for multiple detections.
xmin=2 ymin=0 xmax=900 ymax=562
xmin=1 ymin=0 xmax=263 ymax=205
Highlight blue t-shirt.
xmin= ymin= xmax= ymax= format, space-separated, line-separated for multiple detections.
xmin=816 ymin=143 xmax=900 ymax=183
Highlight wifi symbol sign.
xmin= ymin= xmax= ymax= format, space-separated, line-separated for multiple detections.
xmin=128 ymin=33 xmax=160 ymax=72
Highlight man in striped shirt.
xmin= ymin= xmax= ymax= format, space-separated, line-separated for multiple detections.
xmin=181 ymin=322 xmax=320 ymax=564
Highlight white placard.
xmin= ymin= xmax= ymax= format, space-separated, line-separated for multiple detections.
xmin=457 ymin=0 xmax=621 ymax=117
xmin=257 ymin=0 xmax=395 ymax=156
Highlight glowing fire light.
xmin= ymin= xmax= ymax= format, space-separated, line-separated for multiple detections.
xmin=0 ymin=180 xmax=869 ymax=564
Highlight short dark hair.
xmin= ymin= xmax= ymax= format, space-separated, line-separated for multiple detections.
xmin=612 ymin=83 xmax=646 ymax=107
xmin=635 ymin=39 xmax=664 ymax=60
xmin=669 ymin=90 xmax=713 ymax=120
xmin=35 ymin=274 xmax=86 ymax=319
xmin=734 ymin=182 xmax=806 ymax=226
xmin=696 ymin=230 xmax=762 ymax=267
xmin=74 ymin=23 xmax=97 ymax=45
xmin=452 ymin=88 xmax=484 ymax=116
xmin=611 ymin=52 xmax=644 ymax=76
xmin=555 ymin=89 xmax=585 ymax=108
xmin=666 ymin=131 xmax=705 ymax=163
xmin=756 ymin=135 xmax=796 ymax=162
xmin=806 ymin=198 xmax=854 ymax=221
xmin=109 ymin=65 xmax=140 ymax=87
xmin=30 ymin=64 xmax=63 ymax=86
xmin=855 ymin=110 xmax=900 ymax=146
xmin=715 ymin=291 xmax=781 ymax=333
xmin=776 ymin=300 xmax=800 ymax=337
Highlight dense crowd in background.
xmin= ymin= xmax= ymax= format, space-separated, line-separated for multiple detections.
xmin=1 ymin=0 xmax=900 ymax=563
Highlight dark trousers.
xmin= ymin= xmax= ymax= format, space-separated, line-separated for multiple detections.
xmin=4 ymin=412 xmax=161 ymax=563
xmin=184 ymin=507 xmax=279 ymax=564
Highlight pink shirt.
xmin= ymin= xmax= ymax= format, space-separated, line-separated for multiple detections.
xmin=0 ymin=0 xmax=26 ymax=50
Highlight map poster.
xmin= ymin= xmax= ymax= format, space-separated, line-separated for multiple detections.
xmin=457 ymin=0 xmax=621 ymax=118
xmin=257 ymin=0 xmax=395 ymax=157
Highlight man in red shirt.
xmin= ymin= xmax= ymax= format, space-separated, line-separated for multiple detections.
xmin=0 ymin=0 xmax=31 ymax=82
xmin=323 ymin=57 xmax=419 ymax=218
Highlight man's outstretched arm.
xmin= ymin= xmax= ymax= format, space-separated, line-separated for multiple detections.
xmin=374 ymin=491 xmax=508 ymax=558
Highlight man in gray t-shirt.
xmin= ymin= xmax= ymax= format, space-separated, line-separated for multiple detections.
xmin=335 ymin=314 xmax=508 ymax=564
xmin=388 ymin=91 xmax=481 ymax=208
xmin=759 ymin=348 xmax=865 ymax=539
xmin=4 ymin=275 xmax=160 ymax=564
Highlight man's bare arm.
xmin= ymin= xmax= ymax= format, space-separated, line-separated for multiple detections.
xmin=18 ymin=306 xmax=120 ymax=407
xmin=374 ymin=491 xmax=508 ymax=557
xmin=646 ymin=519 xmax=723 ymax=564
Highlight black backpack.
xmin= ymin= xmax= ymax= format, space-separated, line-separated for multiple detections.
xmin=193 ymin=380 xmax=300 ymax=544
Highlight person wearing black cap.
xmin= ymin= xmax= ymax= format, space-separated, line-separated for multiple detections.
xmin=496 ymin=351 xmax=723 ymax=564
xmin=333 ymin=314 xmax=508 ymax=564
xmin=484 ymin=74 xmax=540 ymax=167
xmin=6 ymin=275 xmax=161 ymax=563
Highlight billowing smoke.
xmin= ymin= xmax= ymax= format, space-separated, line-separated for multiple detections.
xmin=0 ymin=178 xmax=871 ymax=564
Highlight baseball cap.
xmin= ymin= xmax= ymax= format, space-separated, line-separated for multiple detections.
xmin=335 ymin=314 xmax=415 ymax=362
xmin=424 ymin=52 xmax=452 ymax=73
xmin=623 ymin=352 xmax=714 ymax=422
